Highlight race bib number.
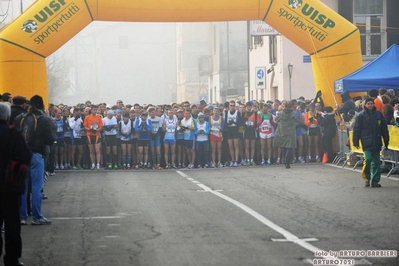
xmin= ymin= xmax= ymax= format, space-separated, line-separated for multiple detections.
xmin=211 ymin=126 xmax=219 ymax=132
xmin=262 ymin=126 xmax=269 ymax=131
xmin=57 ymin=126 xmax=63 ymax=132
xmin=246 ymin=121 xmax=253 ymax=126
xmin=167 ymin=128 xmax=175 ymax=133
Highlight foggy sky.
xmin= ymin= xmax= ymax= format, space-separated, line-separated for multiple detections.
xmin=48 ymin=22 xmax=177 ymax=106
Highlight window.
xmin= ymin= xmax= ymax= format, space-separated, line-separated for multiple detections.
xmin=253 ymin=36 xmax=263 ymax=48
xmin=269 ymin=35 xmax=277 ymax=64
xmin=354 ymin=0 xmax=384 ymax=57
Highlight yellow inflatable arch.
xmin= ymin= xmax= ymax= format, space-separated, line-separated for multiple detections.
xmin=0 ymin=0 xmax=362 ymax=107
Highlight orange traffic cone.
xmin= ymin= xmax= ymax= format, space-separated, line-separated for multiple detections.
xmin=322 ymin=152 xmax=328 ymax=163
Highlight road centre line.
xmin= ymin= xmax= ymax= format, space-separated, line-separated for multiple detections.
xmin=176 ymin=170 xmax=372 ymax=264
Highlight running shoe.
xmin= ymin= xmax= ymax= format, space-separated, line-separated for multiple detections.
xmin=31 ymin=217 xmax=52 ymax=225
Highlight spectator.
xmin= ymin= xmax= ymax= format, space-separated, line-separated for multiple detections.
xmin=10 ymin=96 xmax=27 ymax=125
xmin=273 ymin=101 xmax=298 ymax=169
xmin=319 ymin=106 xmax=336 ymax=163
xmin=368 ymin=88 xmax=383 ymax=112
xmin=14 ymin=95 xmax=56 ymax=225
xmin=0 ymin=102 xmax=32 ymax=266
xmin=353 ymin=97 xmax=389 ymax=187
xmin=337 ymin=90 xmax=355 ymax=122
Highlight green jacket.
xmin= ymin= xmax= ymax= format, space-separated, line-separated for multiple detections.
xmin=273 ymin=108 xmax=297 ymax=149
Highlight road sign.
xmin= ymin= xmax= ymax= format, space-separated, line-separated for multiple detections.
xmin=255 ymin=67 xmax=266 ymax=89
xmin=198 ymin=84 xmax=208 ymax=95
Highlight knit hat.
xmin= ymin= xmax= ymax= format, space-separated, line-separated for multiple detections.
xmin=13 ymin=96 xmax=27 ymax=105
xmin=30 ymin=95 xmax=44 ymax=109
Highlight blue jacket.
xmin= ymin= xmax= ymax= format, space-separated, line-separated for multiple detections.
xmin=134 ymin=118 xmax=153 ymax=140
xmin=353 ymin=107 xmax=389 ymax=151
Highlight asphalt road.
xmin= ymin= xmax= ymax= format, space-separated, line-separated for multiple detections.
xmin=19 ymin=164 xmax=399 ymax=266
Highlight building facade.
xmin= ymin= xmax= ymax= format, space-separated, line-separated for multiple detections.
xmin=247 ymin=0 xmax=399 ymax=103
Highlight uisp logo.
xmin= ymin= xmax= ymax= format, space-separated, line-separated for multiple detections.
xmin=289 ymin=0 xmax=302 ymax=9
xmin=21 ymin=20 xmax=38 ymax=33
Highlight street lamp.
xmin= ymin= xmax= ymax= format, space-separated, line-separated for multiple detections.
xmin=288 ymin=63 xmax=293 ymax=100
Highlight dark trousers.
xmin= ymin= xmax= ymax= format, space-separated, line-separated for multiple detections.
xmin=46 ymin=144 xmax=55 ymax=173
xmin=196 ymin=141 xmax=209 ymax=166
xmin=322 ymin=136 xmax=334 ymax=163
xmin=0 ymin=190 xmax=22 ymax=266
xmin=284 ymin=148 xmax=292 ymax=166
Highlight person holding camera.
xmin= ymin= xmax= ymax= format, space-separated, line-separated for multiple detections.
xmin=69 ymin=108 xmax=84 ymax=170
xmin=180 ymin=109 xmax=197 ymax=169
xmin=134 ymin=111 xmax=153 ymax=169
xmin=102 ymin=110 xmax=118 ymax=170
xmin=163 ymin=109 xmax=178 ymax=169
xmin=119 ymin=112 xmax=134 ymax=169
xmin=224 ymin=100 xmax=241 ymax=167
xmin=195 ymin=113 xmax=210 ymax=168
xmin=304 ymin=102 xmax=322 ymax=162
xmin=83 ymin=105 xmax=103 ymax=170
xmin=209 ymin=107 xmax=224 ymax=168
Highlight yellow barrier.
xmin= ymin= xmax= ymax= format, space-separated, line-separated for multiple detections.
xmin=387 ymin=125 xmax=399 ymax=151
xmin=0 ymin=0 xmax=362 ymax=107
xmin=348 ymin=131 xmax=363 ymax=154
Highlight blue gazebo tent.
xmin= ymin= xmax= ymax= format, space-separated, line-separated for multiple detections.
xmin=335 ymin=44 xmax=399 ymax=93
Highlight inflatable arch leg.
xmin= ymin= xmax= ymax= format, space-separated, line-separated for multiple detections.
xmin=0 ymin=0 xmax=362 ymax=107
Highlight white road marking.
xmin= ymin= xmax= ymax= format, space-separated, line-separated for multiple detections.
xmin=271 ymin=238 xmax=318 ymax=242
xmin=177 ymin=171 xmax=372 ymax=265
xmin=104 ymin=235 xmax=120 ymax=238
xmin=51 ymin=216 xmax=123 ymax=220
xmin=177 ymin=171 xmax=189 ymax=178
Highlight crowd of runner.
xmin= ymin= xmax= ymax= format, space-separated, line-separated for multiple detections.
xmin=6 ymin=87 xmax=396 ymax=174
xmin=3 ymin=91 xmax=342 ymax=173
